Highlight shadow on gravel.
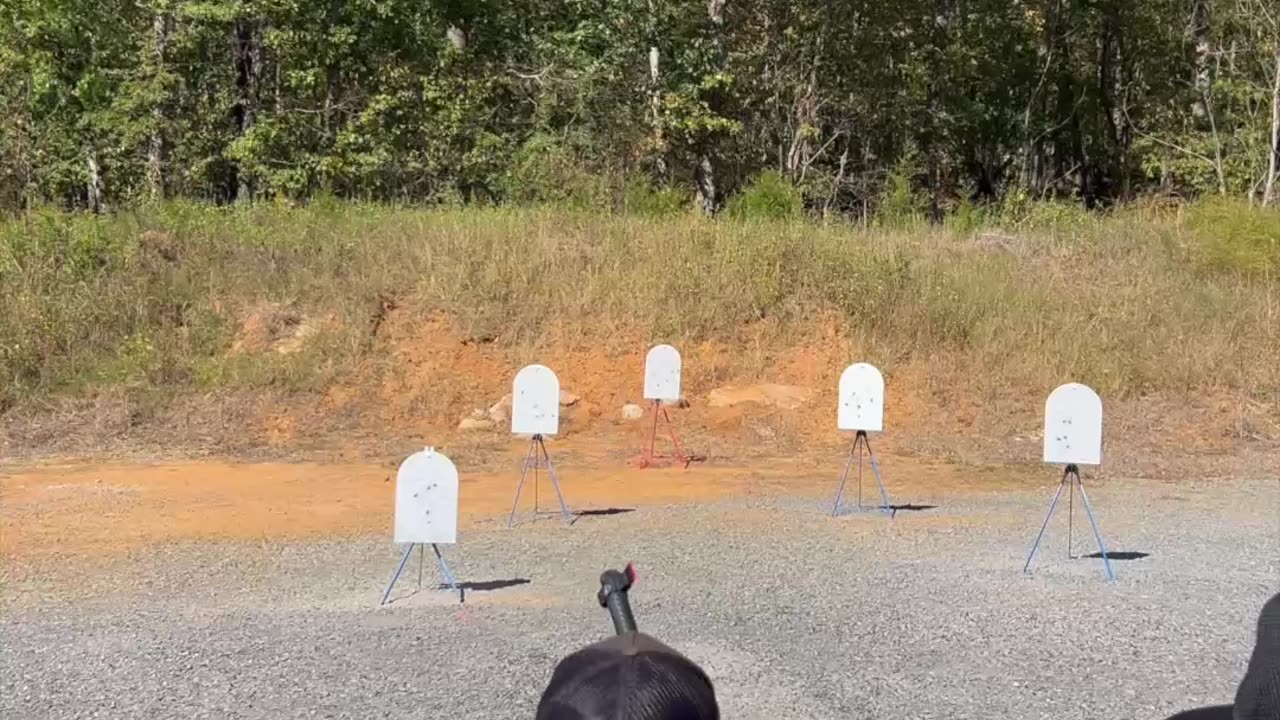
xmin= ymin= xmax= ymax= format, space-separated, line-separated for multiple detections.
xmin=570 ymin=508 xmax=636 ymax=525
xmin=1084 ymin=551 xmax=1150 ymax=561
xmin=833 ymin=504 xmax=937 ymax=518
xmin=440 ymin=578 xmax=531 ymax=592
xmin=889 ymin=504 xmax=937 ymax=513
xmin=385 ymin=579 xmax=532 ymax=605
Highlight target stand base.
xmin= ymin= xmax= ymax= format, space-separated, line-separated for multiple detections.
xmin=831 ymin=430 xmax=893 ymax=517
xmin=633 ymin=400 xmax=704 ymax=469
xmin=1023 ymin=464 xmax=1116 ymax=582
xmin=508 ymin=434 xmax=572 ymax=527
xmin=381 ymin=543 xmax=462 ymax=605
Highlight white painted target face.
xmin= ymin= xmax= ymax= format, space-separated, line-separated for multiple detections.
xmin=511 ymin=364 xmax=560 ymax=436
xmin=394 ymin=448 xmax=459 ymax=544
xmin=1043 ymin=383 xmax=1102 ymax=465
xmin=643 ymin=344 xmax=682 ymax=401
xmin=838 ymin=363 xmax=885 ymax=432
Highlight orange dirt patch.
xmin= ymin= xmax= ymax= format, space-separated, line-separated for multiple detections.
xmin=0 ymin=443 xmax=1028 ymax=562
xmin=0 ymin=457 xmax=747 ymax=560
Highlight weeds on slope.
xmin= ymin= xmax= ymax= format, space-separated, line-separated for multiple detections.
xmin=0 ymin=200 xmax=1276 ymax=413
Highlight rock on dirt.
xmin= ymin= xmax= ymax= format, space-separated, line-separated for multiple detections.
xmin=620 ymin=403 xmax=645 ymax=421
xmin=559 ymin=390 xmax=580 ymax=407
xmin=707 ymin=384 xmax=812 ymax=410
xmin=457 ymin=417 xmax=494 ymax=431
xmin=487 ymin=394 xmax=513 ymax=424
xmin=229 ymin=302 xmax=322 ymax=356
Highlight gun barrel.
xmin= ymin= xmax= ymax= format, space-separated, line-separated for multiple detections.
xmin=598 ymin=568 xmax=638 ymax=634
xmin=604 ymin=591 xmax=637 ymax=634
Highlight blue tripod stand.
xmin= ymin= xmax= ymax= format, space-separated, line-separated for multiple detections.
xmin=832 ymin=430 xmax=892 ymax=517
xmin=1024 ymin=464 xmax=1115 ymax=581
xmin=381 ymin=543 xmax=462 ymax=605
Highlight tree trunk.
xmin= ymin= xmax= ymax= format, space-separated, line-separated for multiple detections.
xmin=146 ymin=9 xmax=170 ymax=201
xmin=924 ymin=0 xmax=952 ymax=221
xmin=696 ymin=0 xmax=727 ymax=215
xmin=232 ymin=20 xmax=260 ymax=204
xmin=786 ymin=63 xmax=819 ymax=182
xmin=86 ymin=153 xmax=103 ymax=214
xmin=1263 ymin=48 xmax=1280 ymax=206
xmin=649 ymin=46 xmax=668 ymax=179
xmin=1191 ymin=0 xmax=1212 ymax=120
xmin=446 ymin=25 xmax=467 ymax=50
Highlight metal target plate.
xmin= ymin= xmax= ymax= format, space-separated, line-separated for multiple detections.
xmin=394 ymin=448 xmax=459 ymax=544
xmin=1043 ymin=383 xmax=1103 ymax=465
xmin=643 ymin=344 xmax=682 ymax=401
xmin=838 ymin=363 xmax=885 ymax=432
xmin=512 ymin=364 xmax=560 ymax=436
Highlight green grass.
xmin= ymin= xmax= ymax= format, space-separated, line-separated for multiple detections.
xmin=1 ymin=199 xmax=1277 ymax=413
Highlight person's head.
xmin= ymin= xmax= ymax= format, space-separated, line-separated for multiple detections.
xmin=536 ymin=632 xmax=719 ymax=720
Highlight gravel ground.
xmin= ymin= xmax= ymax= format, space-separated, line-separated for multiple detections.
xmin=2 ymin=473 xmax=1277 ymax=720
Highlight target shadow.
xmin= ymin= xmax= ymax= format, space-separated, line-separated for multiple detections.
xmin=832 ymin=504 xmax=937 ymax=518
xmin=569 ymin=508 xmax=636 ymax=526
xmin=439 ymin=578 xmax=531 ymax=592
xmin=1083 ymin=550 xmax=1150 ymax=561
xmin=384 ymin=578 xmax=531 ymax=605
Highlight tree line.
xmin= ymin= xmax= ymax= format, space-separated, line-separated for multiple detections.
xmin=2 ymin=0 xmax=1278 ymax=216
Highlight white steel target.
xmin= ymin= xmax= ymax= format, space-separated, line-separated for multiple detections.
xmin=643 ymin=344 xmax=682 ymax=401
xmin=393 ymin=448 xmax=459 ymax=544
xmin=838 ymin=363 xmax=885 ymax=432
xmin=1043 ymin=383 xmax=1102 ymax=465
xmin=512 ymin=364 xmax=560 ymax=436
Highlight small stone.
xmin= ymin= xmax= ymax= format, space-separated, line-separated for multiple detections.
xmin=559 ymin=390 xmax=580 ymax=407
xmin=487 ymin=394 xmax=513 ymax=423
xmin=457 ymin=417 xmax=494 ymax=431
xmin=621 ymin=403 xmax=645 ymax=421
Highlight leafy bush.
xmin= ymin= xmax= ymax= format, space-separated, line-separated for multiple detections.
xmin=725 ymin=170 xmax=803 ymax=221
xmin=873 ymin=150 xmax=926 ymax=228
xmin=502 ymin=135 xmax=610 ymax=210
xmin=622 ymin=178 xmax=689 ymax=217
xmin=1186 ymin=198 xmax=1280 ymax=279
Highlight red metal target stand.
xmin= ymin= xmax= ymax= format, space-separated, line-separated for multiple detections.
xmin=633 ymin=400 xmax=704 ymax=469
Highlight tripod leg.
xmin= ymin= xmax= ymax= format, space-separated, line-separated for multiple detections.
xmin=642 ymin=401 xmax=660 ymax=467
xmin=1067 ymin=474 xmax=1074 ymax=559
xmin=507 ymin=438 xmax=537 ymax=528
xmin=381 ymin=543 xmax=416 ymax=605
xmin=1074 ymin=472 xmax=1116 ymax=582
xmin=539 ymin=437 xmax=572 ymax=523
xmin=1023 ymin=472 xmax=1069 ymax=573
xmin=831 ymin=435 xmax=859 ymax=517
xmin=856 ymin=433 xmax=864 ymax=509
xmin=662 ymin=407 xmax=689 ymax=467
xmin=432 ymin=544 xmax=462 ymax=602
xmin=417 ymin=543 xmax=424 ymax=587
xmin=862 ymin=434 xmax=893 ymax=514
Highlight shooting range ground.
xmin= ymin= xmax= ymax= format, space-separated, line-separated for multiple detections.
xmin=2 ymin=446 xmax=1276 ymax=720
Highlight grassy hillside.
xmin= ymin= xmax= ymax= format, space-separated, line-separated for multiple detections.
xmin=1 ymin=201 xmax=1277 ymax=455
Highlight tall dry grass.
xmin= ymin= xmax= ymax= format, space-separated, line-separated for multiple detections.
xmin=1 ymin=200 xmax=1277 ymax=412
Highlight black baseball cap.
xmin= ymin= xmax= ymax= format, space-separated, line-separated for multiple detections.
xmin=1163 ymin=591 xmax=1280 ymax=720
xmin=536 ymin=631 xmax=720 ymax=720
xmin=1233 ymin=591 xmax=1280 ymax=720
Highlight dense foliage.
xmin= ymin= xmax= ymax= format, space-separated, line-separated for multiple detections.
xmin=2 ymin=0 xmax=1279 ymax=214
